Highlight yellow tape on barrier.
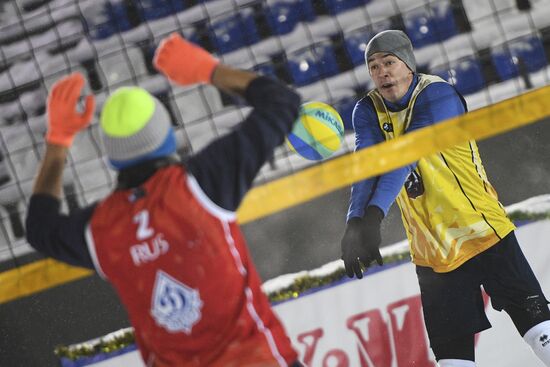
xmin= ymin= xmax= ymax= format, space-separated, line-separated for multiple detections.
xmin=0 ymin=259 xmax=91 ymax=304
xmin=1 ymin=85 xmax=549 ymax=304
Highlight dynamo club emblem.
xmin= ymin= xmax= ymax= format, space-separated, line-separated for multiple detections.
xmin=151 ymin=270 xmax=203 ymax=334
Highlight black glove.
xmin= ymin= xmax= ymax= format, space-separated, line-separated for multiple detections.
xmin=341 ymin=206 xmax=384 ymax=279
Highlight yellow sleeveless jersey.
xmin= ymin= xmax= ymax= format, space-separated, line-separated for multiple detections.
xmin=368 ymin=74 xmax=515 ymax=272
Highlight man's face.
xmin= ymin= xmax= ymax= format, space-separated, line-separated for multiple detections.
xmin=367 ymin=53 xmax=414 ymax=103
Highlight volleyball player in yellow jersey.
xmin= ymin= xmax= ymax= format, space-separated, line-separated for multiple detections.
xmin=340 ymin=30 xmax=550 ymax=366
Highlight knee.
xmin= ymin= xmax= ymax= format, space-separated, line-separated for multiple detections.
xmin=506 ymin=296 xmax=550 ymax=336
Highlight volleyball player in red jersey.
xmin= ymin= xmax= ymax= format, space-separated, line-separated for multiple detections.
xmin=26 ymin=33 xmax=303 ymax=367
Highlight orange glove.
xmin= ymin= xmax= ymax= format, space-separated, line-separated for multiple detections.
xmin=46 ymin=72 xmax=96 ymax=147
xmin=153 ymin=33 xmax=219 ymax=86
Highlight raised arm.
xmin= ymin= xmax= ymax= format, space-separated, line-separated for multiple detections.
xmin=26 ymin=73 xmax=97 ymax=268
xmin=154 ymin=33 xmax=301 ymax=212
xmin=32 ymin=73 xmax=95 ymax=197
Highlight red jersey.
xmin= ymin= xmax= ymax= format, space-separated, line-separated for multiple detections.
xmin=85 ymin=165 xmax=297 ymax=366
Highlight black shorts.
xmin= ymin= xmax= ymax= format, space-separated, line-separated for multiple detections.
xmin=416 ymin=231 xmax=549 ymax=345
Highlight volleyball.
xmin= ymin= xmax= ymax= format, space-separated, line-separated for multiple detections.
xmin=286 ymin=101 xmax=345 ymax=161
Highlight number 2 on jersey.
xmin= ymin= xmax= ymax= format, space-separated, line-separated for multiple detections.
xmin=134 ymin=210 xmax=154 ymax=240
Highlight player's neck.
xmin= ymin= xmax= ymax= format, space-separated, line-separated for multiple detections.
xmin=383 ymin=73 xmax=417 ymax=112
xmin=116 ymin=155 xmax=180 ymax=190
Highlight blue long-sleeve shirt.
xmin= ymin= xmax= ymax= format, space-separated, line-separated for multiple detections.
xmin=347 ymin=74 xmax=466 ymax=221
xmin=26 ymin=77 xmax=301 ymax=269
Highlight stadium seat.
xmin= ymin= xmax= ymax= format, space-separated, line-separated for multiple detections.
xmin=107 ymin=0 xmax=134 ymax=33
xmin=84 ymin=1 xmax=134 ymax=40
xmin=1 ymin=120 xmax=44 ymax=159
xmin=461 ymin=0 xmax=517 ymax=23
xmin=84 ymin=3 xmax=117 ymax=40
xmin=97 ymin=46 xmax=148 ymax=88
xmin=171 ymin=85 xmax=224 ymax=125
xmin=0 ymin=156 xmax=11 ymax=190
xmin=0 ymin=1 xmax=17 ymax=28
xmin=0 ymin=152 xmax=35 ymax=239
xmin=431 ymin=1 xmax=459 ymax=41
xmin=135 ymin=0 xmax=187 ymax=21
xmin=0 ymin=190 xmax=26 ymax=240
xmin=0 ymin=88 xmax=47 ymax=126
xmin=287 ymin=43 xmax=340 ymax=86
xmin=404 ymin=2 xmax=458 ymax=49
xmin=334 ymin=95 xmax=357 ymax=130
xmin=323 ymin=0 xmax=369 ymax=15
xmin=71 ymin=158 xmax=116 ymax=205
xmin=491 ymin=35 xmax=548 ymax=81
xmin=69 ymin=127 xmax=103 ymax=164
xmin=253 ymin=62 xmax=277 ymax=78
xmin=264 ymin=0 xmax=315 ymax=35
xmin=209 ymin=8 xmax=260 ymax=54
xmin=404 ymin=10 xmax=438 ymax=48
xmin=344 ymin=28 xmax=373 ymax=66
xmin=182 ymin=107 xmax=247 ymax=153
xmin=343 ymin=21 xmax=392 ymax=66
xmin=432 ymin=57 xmax=485 ymax=95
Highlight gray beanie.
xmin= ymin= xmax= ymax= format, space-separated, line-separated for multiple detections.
xmin=100 ymin=87 xmax=176 ymax=169
xmin=365 ymin=30 xmax=416 ymax=72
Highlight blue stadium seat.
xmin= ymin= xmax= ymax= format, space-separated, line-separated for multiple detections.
xmin=84 ymin=3 xmax=117 ymax=40
xmin=431 ymin=2 xmax=458 ymax=42
xmin=334 ymin=95 xmax=357 ymax=130
xmin=136 ymin=0 xmax=187 ymax=21
xmin=299 ymin=0 xmax=316 ymax=21
xmin=404 ymin=2 xmax=457 ymax=48
xmin=107 ymin=0 xmax=134 ymax=33
xmin=491 ymin=35 xmax=547 ymax=81
xmin=84 ymin=1 xmax=137 ymax=40
xmin=287 ymin=43 xmax=339 ymax=86
xmin=343 ymin=22 xmax=391 ymax=66
xmin=209 ymin=9 xmax=260 ymax=54
xmin=264 ymin=0 xmax=315 ymax=35
xmin=253 ymin=62 xmax=277 ymax=78
xmin=432 ymin=57 xmax=485 ymax=95
xmin=404 ymin=10 xmax=437 ymax=48
xmin=323 ymin=0 xmax=369 ymax=15
xmin=344 ymin=28 xmax=373 ymax=66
